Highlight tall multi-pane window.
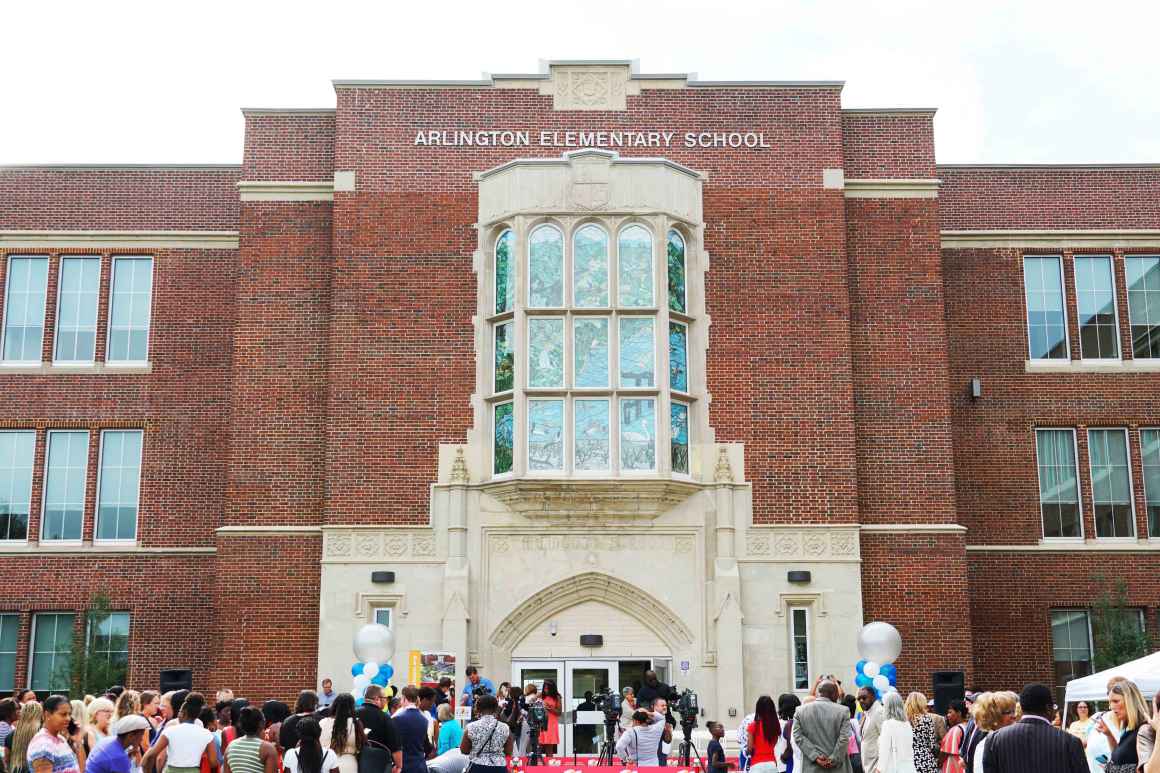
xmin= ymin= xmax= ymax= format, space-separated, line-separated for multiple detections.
xmin=54 ymin=256 xmax=101 ymax=363
xmin=1051 ymin=610 xmax=1092 ymax=705
xmin=1074 ymin=256 xmax=1120 ymax=359
xmin=0 ymin=431 xmax=35 ymax=542
xmin=1088 ymin=429 xmax=1135 ymax=538
xmin=87 ymin=612 xmax=130 ymax=686
xmin=1126 ymin=256 xmax=1160 ymax=359
xmin=95 ymin=430 xmax=143 ymax=542
xmin=790 ymin=607 xmax=810 ymax=691
xmin=1142 ymin=429 xmax=1160 ymax=538
xmin=1036 ymin=429 xmax=1081 ymax=538
xmin=2 ymin=255 xmax=49 ymax=363
xmin=107 ymin=257 xmax=154 ymax=363
xmin=30 ymin=613 xmax=74 ymax=692
xmin=1023 ymin=256 xmax=1069 ymax=360
xmin=41 ymin=431 xmax=89 ymax=542
xmin=667 ymin=231 xmax=687 ymax=314
xmin=0 ymin=614 xmax=17 ymax=693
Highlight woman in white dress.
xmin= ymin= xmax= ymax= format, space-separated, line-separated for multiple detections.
xmin=877 ymin=692 xmax=916 ymax=773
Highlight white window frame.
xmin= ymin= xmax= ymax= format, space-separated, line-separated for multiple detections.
xmin=1023 ymin=255 xmax=1071 ymax=363
xmin=789 ymin=605 xmax=812 ymax=693
xmin=1087 ymin=427 xmax=1137 ymax=540
xmin=85 ymin=611 xmax=130 ymax=675
xmin=52 ymin=255 xmax=101 ymax=365
xmin=1050 ymin=608 xmax=1094 ymax=689
xmin=1073 ymin=255 xmax=1122 ymax=362
xmin=0 ymin=429 xmax=36 ymax=545
xmin=1125 ymin=255 xmax=1160 ymax=360
xmin=617 ymin=396 xmax=659 ymax=475
xmin=93 ymin=429 xmax=144 ymax=545
xmin=105 ymin=256 xmax=154 ymax=366
xmin=1035 ymin=428 xmax=1085 ymax=541
xmin=40 ymin=430 xmax=90 ymax=545
xmin=0 ymin=613 xmax=18 ymax=693
xmin=1 ymin=254 xmax=50 ymax=366
xmin=371 ymin=606 xmax=393 ymax=629
xmin=1141 ymin=427 xmax=1160 ymax=540
xmin=28 ymin=612 xmax=74 ymax=692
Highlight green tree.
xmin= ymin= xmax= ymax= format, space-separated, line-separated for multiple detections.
xmin=71 ymin=593 xmax=129 ymax=696
xmin=1090 ymin=576 xmax=1151 ymax=672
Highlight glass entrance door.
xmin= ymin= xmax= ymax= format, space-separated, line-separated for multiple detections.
xmin=512 ymin=660 xmax=564 ymax=755
xmin=565 ymin=660 xmax=619 ymax=756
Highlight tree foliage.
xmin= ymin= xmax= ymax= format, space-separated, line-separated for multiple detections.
xmin=1090 ymin=575 xmax=1151 ymax=672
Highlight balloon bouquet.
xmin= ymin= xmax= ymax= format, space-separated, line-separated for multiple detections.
xmin=350 ymin=623 xmax=397 ymax=706
xmin=854 ymin=622 xmax=902 ymax=699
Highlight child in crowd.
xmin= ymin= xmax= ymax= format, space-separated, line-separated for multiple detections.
xmin=706 ymin=721 xmax=731 ymax=772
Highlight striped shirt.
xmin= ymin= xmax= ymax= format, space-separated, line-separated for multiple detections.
xmin=225 ymin=736 xmax=265 ymax=773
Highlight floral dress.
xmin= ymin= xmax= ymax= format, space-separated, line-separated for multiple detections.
xmin=912 ymin=714 xmax=939 ymax=773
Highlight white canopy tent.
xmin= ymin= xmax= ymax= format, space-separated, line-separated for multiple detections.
xmin=1064 ymin=650 xmax=1160 ymax=712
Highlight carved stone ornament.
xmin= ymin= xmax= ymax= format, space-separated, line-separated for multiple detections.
xmin=480 ymin=478 xmax=701 ymax=522
xmin=323 ymin=529 xmax=439 ymax=562
xmin=449 ymin=448 xmax=470 ymax=484
xmin=713 ymin=447 xmax=734 ymax=483
xmin=552 ymin=67 xmax=630 ymax=111
xmin=748 ymin=528 xmax=861 ymax=561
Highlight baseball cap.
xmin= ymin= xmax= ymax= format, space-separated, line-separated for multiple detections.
xmin=114 ymin=714 xmax=152 ymax=735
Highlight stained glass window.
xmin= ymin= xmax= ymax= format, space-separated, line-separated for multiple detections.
xmin=494 ymin=402 xmax=514 ymax=475
xmin=618 ymin=225 xmax=654 ymax=307
xmin=528 ymin=400 xmax=564 ymax=471
xmin=574 ymin=317 xmax=609 ymax=388
xmin=620 ymin=398 xmax=656 ymax=471
xmin=494 ymin=322 xmax=514 ymax=392
xmin=573 ymin=224 xmax=609 ymax=307
xmin=528 ymin=318 xmax=564 ymax=388
xmin=619 ymin=317 xmax=655 ymax=388
xmin=668 ymin=230 xmax=686 ymax=314
xmin=574 ymin=399 xmax=610 ymax=471
xmin=669 ymin=321 xmax=688 ymax=392
xmin=495 ymin=230 xmax=515 ymax=314
xmin=528 ymin=225 xmax=564 ymax=308
xmin=671 ymin=402 xmax=689 ymax=475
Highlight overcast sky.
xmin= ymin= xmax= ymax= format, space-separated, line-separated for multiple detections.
xmin=3 ymin=0 xmax=1158 ymax=165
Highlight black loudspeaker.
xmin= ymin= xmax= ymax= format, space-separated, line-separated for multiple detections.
xmin=932 ymin=670 xmax=965 ymax=715
xmin=579 ymin=634 xmax=603 ymax=648
xmin=159 ymin=668 xmax=193 ymax=693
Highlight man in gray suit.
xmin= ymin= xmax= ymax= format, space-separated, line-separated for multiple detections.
xmin=857 ymin=687 xmax=884 ymax=773
xmin=792 ymin=681 xmax=851 ymax=772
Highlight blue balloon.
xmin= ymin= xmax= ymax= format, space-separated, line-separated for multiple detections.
xmin=888 ymin=673 xmax=897 ymax=686
xmin=380 ymin=664 xmax=394 ymax=681
xmin=372 ymin=671 xmax=389 ymax=686
xmin=355 ymin=698 xmax=364 ymax=708
xmin=880 ymin=663 xmax=897 ymax=679
xmin=855 ymin=674 xmax=873 ymax=688
xmin=855 ymin=659 xmax=867 ymax=675
xmin=351 ymin=662 xmax=365 ymax=676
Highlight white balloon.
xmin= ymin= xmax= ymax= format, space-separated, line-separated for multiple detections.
xmin=353 ymin=674 xmax=370 ymax=689
xmin=872 ymin=674 xmax=890 ymax=692
xmin=353 ymin=624 xmax=396 ymax=664
xmin=857 ymin=622 xmax=903 ymax=665
xmin=363 ymin=662 xmax=380 ymax=679
xmin=863 ymin=661 xmax=880 ymax=678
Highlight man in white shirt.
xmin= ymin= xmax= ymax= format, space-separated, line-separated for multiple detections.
xmin=615 ymin=707 xmax=671 ymax=766
xmin=857 ymin=688 xmax=884 ymax=773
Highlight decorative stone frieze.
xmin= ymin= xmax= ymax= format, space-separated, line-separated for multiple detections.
xmin=479 ymin=478 xmax=702 ymax=522
xmin=745 ymin=527 xmax=861 ymax=561
xmin=322 ymin=528 xmax=440 ymax=562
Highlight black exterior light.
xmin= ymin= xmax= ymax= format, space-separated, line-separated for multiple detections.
xmin=787 ymin=570 xmax=812 ymax=584
xmin=371 ymin=571 xmax=396 ymax=584
xmin=580 ymin=634 xmax=604 ymax=647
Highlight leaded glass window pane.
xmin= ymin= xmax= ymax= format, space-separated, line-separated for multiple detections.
xmin=1075 ymin=256 xmax=1120 ymax=359
xmin=494 ymin=322 xmax=514 ymax=393
xmin=54 ymin=257 xmax=100 ymax=362
xmin=573 ymin=317 xmax=609 ymax=388
xmin=527 ymin=400 xmax=564 ymax=472
xmin=96 ymin=430 xmax=142 ymax=542
xmin=2 ymin=256 xmax=49 ymax=362
xmin=668 ymin=230 xmax=686 ymax=313
xmin=528 ymin=318 xmax=564 ymax=388
xmin=671 ymin=402 xmax=689 ymax=475
xmin=620 ymin=398 xmax=656 ymax=471
xmin=574 ymin=399 xmax=610 ymax=471
xmin=1023 ymin=257 xmax=1068 ymax=360
xmin=619 ymin=317 xmax=655 ymax=388
xmin=0 ymin=431 xmax=35 ymax=542
xmin=573 ymin=224 xmax=609 ymax=307
xmin=108 ymin=257 xmax=154 ymax=362
xmin=528 ymin=225 xmax=564 ymax=308
xmin=1036 ymin=429 xmax=1080 ymax=538
xmin=0 ymin=614 xmax=17 ymax=693
xmin=494 ymin=402 xmax=513 ymax=475
xmin=618 ymin=225 xmax=654 ymax=307
xmin=42 ymin=431 xmax=89 ymax=542
xmin=1089 ymin=429 xmax=1135 ymax=538
xmin=669 ymin=321 xmax=688 ymax=392
xmin=495 ymin=230 xmax=515 ymax=314
xmin=30 ymin=613 xmax=74 ymax=692
xmin=1142 ymin=429 xmax=1160 ymax=538
xmin=1126 ymin=256 xmax=1160 ymax=359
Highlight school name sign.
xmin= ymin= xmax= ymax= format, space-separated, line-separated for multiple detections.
xmin=413 ymin=129 xmax=771 ymax=149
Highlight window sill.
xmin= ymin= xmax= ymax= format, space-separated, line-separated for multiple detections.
xmin=479 ymin=476 xmax=702 ymax=521
xmin=1025 ymin=359 xmax=1160 ymax=373
xmin=0 ymin=362 xmax=152 ymax=375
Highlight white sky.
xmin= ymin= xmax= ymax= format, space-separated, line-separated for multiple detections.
xmin=3 ymin=0 xmax=1159 ymax=165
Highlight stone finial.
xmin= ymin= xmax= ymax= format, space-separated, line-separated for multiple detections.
xmin=450 ymin=448 xmax=470 ymax=484
xmin=713 ymin=446 xmax=734 ymax=484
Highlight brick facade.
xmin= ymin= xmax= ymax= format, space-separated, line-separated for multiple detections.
xmin=1 ymin=62 xmax=1158 ymax=703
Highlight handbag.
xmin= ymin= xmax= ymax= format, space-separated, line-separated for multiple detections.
xmin=465 ymin=718 xmax=502 ymax=773
xmin=357 ymin=739 xmax=394 ymax=773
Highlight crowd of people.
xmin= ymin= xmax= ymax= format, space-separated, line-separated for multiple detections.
xmin=0 ymin=669 xmax=1155 ymax=773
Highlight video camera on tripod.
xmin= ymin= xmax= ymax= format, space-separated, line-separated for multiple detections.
xmin=673 ymin=686 xmax=699 ymax=727
xmin=591 ymin=686 xmax=621 ymax=723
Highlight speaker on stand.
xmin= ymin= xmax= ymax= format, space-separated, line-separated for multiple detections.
xmin=931 ymin=670 xmax=965 ymax=715
xmin=159 ymin=668 xmax=193 ymax=693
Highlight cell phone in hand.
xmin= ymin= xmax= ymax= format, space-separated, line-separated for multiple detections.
xmin=1095 ymin=754 xmax=1109 ymax=764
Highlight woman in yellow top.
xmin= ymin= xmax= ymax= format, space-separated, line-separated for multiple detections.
xmin=1067 ymin=701 xmax=1093 ymax=745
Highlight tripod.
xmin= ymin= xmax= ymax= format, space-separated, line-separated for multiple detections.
xmin=527 ymin=726 xmax=543 ymax=767
xmin=596 ymin=716 xmax=620 ymax=766
xmin=677 ymin=720 xmax=706 ymax=773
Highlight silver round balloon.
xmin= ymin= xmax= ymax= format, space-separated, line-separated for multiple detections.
xmin=353 ymin=623 xmax=396 ymax=664
xmin=856 ymin=622 xmax=902 ymax=665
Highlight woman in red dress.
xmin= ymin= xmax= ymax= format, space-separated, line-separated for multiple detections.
xmin=539 ymin=681 xmax=562 ymax=756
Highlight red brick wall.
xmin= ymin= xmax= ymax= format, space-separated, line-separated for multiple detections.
xmin=242 ymin=113 xmax=335 ymax=182
xmin=0 ymin=168 xmax=240 ymax=230
xmin=939 ymin=166 xmax=1160 ymax=230
xmin=842 ymin=113 xmax=936 ymax=178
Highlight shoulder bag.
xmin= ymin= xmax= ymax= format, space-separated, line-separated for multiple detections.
xmin=464 ymin=718 xmax=502 ymax=773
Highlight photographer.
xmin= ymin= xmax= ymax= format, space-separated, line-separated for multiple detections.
xmin=615 ymin=708 xmax=671 ymax=767
xmin=458 ymin=668 xmax=495 ymax=709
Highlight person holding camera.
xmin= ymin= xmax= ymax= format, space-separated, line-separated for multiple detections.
xmin=615 ymin=707 xmax=671 ymax=767
xmin=458 ymin=670 xmax=495 ymax=710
